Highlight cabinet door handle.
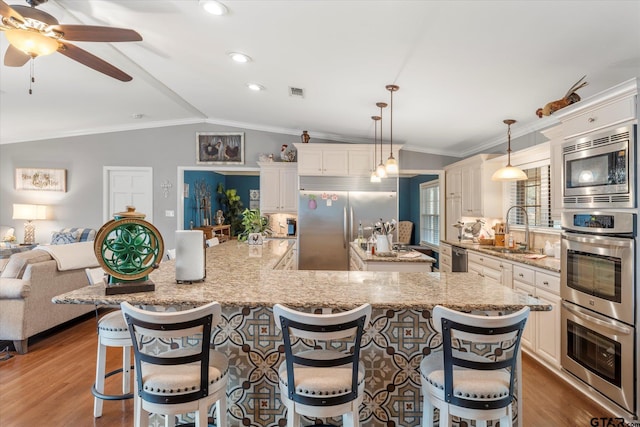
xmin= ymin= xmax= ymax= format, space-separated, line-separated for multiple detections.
xmin=587 ymin=117 xmax=596 ymax=123
xmin=519 ymin=273 xmax=524 ymax=277
xmin=542 ymin=281 xmax=549 ymax=286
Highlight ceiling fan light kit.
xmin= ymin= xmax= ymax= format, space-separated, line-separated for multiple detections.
xmin=5 ymin=28 xmax=57 ymax=56
xmin=492 ymin=119 xmax=528 ymax=181
xmin=1 ymin=0 xmax=143 ymax=92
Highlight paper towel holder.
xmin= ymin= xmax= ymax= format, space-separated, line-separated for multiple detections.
xmin=175 ymin=230 xmax=206 ymax=284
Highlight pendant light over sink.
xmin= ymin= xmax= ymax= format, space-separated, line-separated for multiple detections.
xmin=370 ymin=115 xmax=382 ymax=183
xmin=491 ymin=119 xmax=527 ymax=181
xmin=384 ymin=84 xmax=399 ymax=175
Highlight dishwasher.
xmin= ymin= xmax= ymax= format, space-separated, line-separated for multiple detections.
xmin=451 ymin=246 xmax=468 ymax=272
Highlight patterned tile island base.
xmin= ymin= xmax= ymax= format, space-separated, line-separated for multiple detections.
xmin=151 ymin=305 xmax=516 ymax=427
xmin=53 ymin=240 xmax=544 ymax=426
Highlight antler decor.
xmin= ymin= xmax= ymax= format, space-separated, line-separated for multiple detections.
xmin=536 ymin=75 xmax=588 ymax=118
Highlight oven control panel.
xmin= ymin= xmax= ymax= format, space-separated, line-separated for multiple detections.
xmin=561 ymin=211 xmax=636 ymax=236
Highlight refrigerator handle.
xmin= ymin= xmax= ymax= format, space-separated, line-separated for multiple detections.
xmin=343 ymin=207 xmax=347 ymax=249
xmin=350 ymin=206 xmax=354 ymax=243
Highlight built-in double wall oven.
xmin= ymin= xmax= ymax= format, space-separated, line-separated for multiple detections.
xmin=561 ymin=211 xmax=637 ymax=415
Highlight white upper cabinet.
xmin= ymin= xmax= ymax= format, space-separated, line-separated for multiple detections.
xmin=444 ymin=154 xmax=502 ymax=219
xmin=558 ymin=92 xmax=636 ymax=139
xmin=258 ymin=162 xmax=298 ymax=213
xmin=295 ymin=143 xmax=394 ymax=177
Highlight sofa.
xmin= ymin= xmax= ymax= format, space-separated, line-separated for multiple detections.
xmin=0 ymin=241 xmax=98 ymax=354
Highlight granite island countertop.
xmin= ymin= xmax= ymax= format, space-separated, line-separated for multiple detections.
xmin=53 ymin=239 xmax=549 ymax=312
xmin=442 ymin=239 xmax=561 ymax=273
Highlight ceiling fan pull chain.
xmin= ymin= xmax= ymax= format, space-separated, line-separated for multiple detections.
xmin=29 ymin=59 xmax=35 ymax=95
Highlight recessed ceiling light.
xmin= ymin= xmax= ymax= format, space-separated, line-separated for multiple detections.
xmin=247 ymin=83 xmax=265 ymax=91
xmin=199 ymin=0 xmax=227 ymax=16
xmin=228 ymin=52 xmax=251 ymax=63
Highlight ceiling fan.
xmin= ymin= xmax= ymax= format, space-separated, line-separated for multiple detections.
xmin=0 ymin=0 xmax=142 ymax=83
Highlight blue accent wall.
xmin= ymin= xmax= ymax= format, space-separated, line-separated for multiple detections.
xmin=183 ymin=171 xmax=259 ymax=229
xmin=398 ymin=174 xmax=440 ymax=267
xmin=226 ymin=175 xmax=260 ymax=211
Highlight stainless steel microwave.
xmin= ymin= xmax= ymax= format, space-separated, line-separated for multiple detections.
xmin=562 ymin=124 xmax=636 ymax=209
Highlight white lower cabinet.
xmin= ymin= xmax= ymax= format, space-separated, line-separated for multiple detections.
xmin=513 ymin=265 xmax=561 ymax=368
xmin=274 ymin=243 xmax=297 ymax=270
xmin=439 ymin=243 xmax=452 ymax=273
xmin=467 ymin=252 xmax=512 ymax=287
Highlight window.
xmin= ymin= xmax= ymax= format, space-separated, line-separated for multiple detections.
xmin=506 ymin=164 xmax=559 ymax=228
xmin=420 ymin=181 xmax=440 ymax=247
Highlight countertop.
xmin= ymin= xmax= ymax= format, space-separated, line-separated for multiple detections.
xmin=54 ymin=240 xmax=549 ymax=312
xmin=442 ymin=240 xmax=561 ymax=273
xmin=349 ymin=242 xmax=436 ymax=263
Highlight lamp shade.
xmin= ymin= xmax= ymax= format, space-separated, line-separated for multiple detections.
xmin=491 ymin=165 xmax=528 ymax=181
xmin=12 ymin=204 xmax=47 ymax=220
xmin=5 ymin=29 xmax=59 ymax=57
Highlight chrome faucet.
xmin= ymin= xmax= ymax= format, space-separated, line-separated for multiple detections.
xmin=505 ymin=205 xmax=529 ymax=250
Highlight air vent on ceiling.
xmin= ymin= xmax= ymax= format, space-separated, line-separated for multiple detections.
xmin=289 ymin=87 xmax=305 ymax=98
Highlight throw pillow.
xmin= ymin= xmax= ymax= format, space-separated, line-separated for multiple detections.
xmin=51 ymin=231 xmax=78 ymax=245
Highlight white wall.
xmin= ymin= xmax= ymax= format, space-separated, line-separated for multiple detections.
xmin=0 ymin=123 xmax=458 ymax=250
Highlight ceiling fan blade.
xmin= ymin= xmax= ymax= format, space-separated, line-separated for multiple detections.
xmin=10 ymin=4 xmax=58 ymax=25
xmin=4 ymin=43 xmax=30 ymax=66
xmin=50 ymin=25 xmax=142 ymax=42
xmin=0 ymin=0 xmax=25 ymax=24
xmin=57 ymin=42 xmax=133 ymax=82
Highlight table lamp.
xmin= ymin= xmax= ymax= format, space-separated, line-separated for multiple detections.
xmin=12 ymin=204 xmax=47 ymax=245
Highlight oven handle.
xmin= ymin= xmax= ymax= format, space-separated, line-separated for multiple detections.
xmin=562 ymin=301 xmax=633 ymax=335
xmin=562 ymin=232 xmax=634 ymax=248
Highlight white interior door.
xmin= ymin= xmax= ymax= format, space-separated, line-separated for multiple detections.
xmin=103 ymin=167 xmax=153 ymax=223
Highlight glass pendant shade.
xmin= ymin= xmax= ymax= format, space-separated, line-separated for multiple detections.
xmin=370 ymin=171 xmax=381 ymax=183
xmin=492 ymin=165 xmax=528 ymax=181
xmin=6 ymin=29 xmax=58 ymax=57
xmin=376 ymin=163 xmax=387 ymax=178
xmin=385 ymin=156 xmax=398 ymax=174
xmin=492 ymin=119 xmax=527 ymax=182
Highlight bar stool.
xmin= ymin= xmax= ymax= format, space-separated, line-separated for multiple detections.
xmin=85 ymin=268 xmax=133 ymax=418
xmin=420 ymin=305 xmax=529 ymax=427
xmin=273 ymin=303 xmax=371 ymax=427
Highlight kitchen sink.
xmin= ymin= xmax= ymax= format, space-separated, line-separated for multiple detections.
xmin=482 ymin=247 xmax=538 ymax=255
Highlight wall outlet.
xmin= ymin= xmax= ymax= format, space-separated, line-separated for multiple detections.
xmin=165 ymin=210 xmax=175 ymax=217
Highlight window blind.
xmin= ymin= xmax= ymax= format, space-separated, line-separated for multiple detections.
xmin=506 ymin=164 xmax=557 ymax=228
xmin=420 ymin=181 xmax=440 ymax=246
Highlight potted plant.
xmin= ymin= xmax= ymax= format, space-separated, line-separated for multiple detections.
xmin=238 ymin=208 xmax=272 ymax=242
xmin=217 ymin=183 xmax=244 ymax=237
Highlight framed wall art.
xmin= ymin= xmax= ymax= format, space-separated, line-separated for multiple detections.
xmin=196 ymin=132 xmax=245 ymax=165
xmin=15 ymin=168 xmax=67 ymax=192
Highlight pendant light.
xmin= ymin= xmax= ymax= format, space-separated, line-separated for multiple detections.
xmin=375 ymin=102 xmax=388 ymax=178
xmin=370 ymin=115 xmax=382 ymax=183
xmin=384 ymin=84 xmax=399 ymax=174
xmin=491 ymin=119 xmax=528 ymax=181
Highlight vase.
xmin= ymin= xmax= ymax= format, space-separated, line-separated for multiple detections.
xmin=376 ymin=235 xmax=390 ymax=253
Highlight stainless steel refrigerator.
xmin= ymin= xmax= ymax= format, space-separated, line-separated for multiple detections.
xmin=298 ymin=176 xmax=398 ymax=270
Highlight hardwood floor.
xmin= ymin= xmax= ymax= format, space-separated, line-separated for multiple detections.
xmin=0 ymin=310 xmax=614 ymax=427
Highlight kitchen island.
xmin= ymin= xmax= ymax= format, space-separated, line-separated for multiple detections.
xmin=349 ymin=242 xmax=435 ymax=272
xmin=54 ymin=239 xmax=547 ymax=427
